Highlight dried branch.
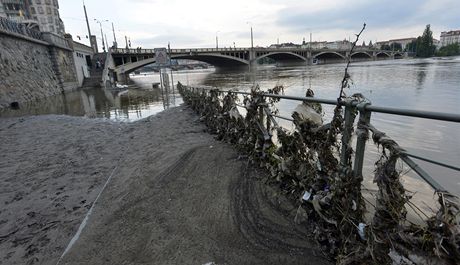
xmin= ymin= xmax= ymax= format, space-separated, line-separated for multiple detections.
xmin=338 ymin=23 xmax=366 ymax=101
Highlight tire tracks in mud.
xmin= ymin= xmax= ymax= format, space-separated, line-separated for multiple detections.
xmin=230 ymin=161 xmax=327 ymax=261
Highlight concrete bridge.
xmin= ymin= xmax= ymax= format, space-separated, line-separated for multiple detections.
xmin=107 ymin=47 xmax=406 ymax=82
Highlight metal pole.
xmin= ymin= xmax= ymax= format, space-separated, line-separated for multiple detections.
xmin=104 ymin=33 xmax=109 ymax=50
xmin=340 ymin=103 xmax=355 ymax=166
xmin=99 ymin=23 xmax=105 ymax=52
xmin=353 ymin=103 xmax=372 ymax=179
xmin=83 ymin=3 xmax=92 ymax=45
xmin=112 ymin=22 xmax=117 ymax=47
xmin=125 ymin=36 xmax=128 ymax=49
xmin=168 ymin=42 xmax=175 ymax=95
xmin=251 ymin=26 xmax=253 ymax=49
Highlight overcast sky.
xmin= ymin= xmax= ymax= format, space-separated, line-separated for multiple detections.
xmin=60 ymin=0 xmax=459 ymax=49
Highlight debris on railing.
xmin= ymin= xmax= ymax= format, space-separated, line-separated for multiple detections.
xmin=178 ymin=82 xmax=460 ymax=265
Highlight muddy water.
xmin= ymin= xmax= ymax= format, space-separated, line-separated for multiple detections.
xmin=1 ymin=57 xmax=459 ymax=201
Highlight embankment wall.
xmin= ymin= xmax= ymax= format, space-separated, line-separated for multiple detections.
xmin=0 ymin=30 xmax=78 ymax=108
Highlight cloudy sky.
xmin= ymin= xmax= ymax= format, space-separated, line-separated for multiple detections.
xmin=60 ymin=0 xmax=459 ymax=49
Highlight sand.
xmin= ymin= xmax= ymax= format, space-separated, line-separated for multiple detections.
xmin=0 ymin=106 xmax=330 ymax=265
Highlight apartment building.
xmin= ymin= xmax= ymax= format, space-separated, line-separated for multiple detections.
xmin=440 ymin=30 xmax=460 ymax=47
xmin=0 ymin=0 xmax=64 ymax=35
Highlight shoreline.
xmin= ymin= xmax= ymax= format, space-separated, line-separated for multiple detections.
xmin=0 ymin=106 xmax=330 ymax=265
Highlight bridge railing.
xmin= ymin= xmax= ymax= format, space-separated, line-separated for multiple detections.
xmin=178 ymin=83 xmax=460 ymax=263
xmin=111 ymin=46 xmax=397 ymax=56
xmin=0 ymin=16 xmax=42 ymax=40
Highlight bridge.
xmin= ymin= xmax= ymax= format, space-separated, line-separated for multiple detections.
xmin=105 ymin=47 xmax=406 ymax=83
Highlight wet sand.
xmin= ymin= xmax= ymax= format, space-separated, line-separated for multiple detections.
xmin=0 ymin=106 xmax=330 ymax=265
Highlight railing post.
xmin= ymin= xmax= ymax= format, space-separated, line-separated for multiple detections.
xmin=340 ymin=99 xmax=356 ymax=167
xmin=353 ymin=101 xmax=372 ymax=179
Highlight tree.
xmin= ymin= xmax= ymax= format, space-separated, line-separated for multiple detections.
xmin=381 ymin=44 xmax=391 ymax=50
xmin=362 ymin=41 xmax=366 ymax=47
xmin=416 ymin=24 xmax=436 ymax=57
xmin=406 ymin=40 xmax=417 ymax=53
xmin=369 ymin=40 xmax=373 ymax=47
xmin=436 ymin=43 xmax=460 ymax=56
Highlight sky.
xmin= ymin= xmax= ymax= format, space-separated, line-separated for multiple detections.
xmin=60 ymin=0 xmax=460 ymax=49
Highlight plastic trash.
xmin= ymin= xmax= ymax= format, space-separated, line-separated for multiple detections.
xmin=302 ymin=190 xmax=312 ymax=201
xmin=358 ymin=223 xmax=366 ymax=240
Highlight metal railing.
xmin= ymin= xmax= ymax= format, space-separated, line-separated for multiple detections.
xmin=184 ymin=86 xmax=460 ymax=193
xmin=0 ymin=16 xmax=42 ymax=40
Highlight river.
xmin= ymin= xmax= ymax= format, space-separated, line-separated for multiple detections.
xmin=1 ymin=57 xmax=459 ymax=202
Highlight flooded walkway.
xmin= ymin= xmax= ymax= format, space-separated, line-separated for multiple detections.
xmin=0 ymin=106 xmax=330 ymax=265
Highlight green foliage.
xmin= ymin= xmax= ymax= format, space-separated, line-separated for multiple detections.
xmin=416 ymin=24 xmax=436 ymax=57
xmin=406 ymin=39 xmax=417 ymax=53
xmin=436 ymin=43 xmax=460 ymax=56
xmin=381 ymin=44 xmax=391 ymax=51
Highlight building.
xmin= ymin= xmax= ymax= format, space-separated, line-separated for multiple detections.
xmin=28 ymin=0 xmax=65 ymax=35
xmin=0 ymin=0 xmax=29 ymax=20
xmin=389 ymin=38 xmax=416 ymax=50
xmin=71 ymin=39 xmax=94 ymax=86
xmin=0 ymin=2 xmax=6 ymax=17
xmin=440 ymin=30 xmax=460 ymax=47
xmin=0 ymin=0 xmax=64 ymax=35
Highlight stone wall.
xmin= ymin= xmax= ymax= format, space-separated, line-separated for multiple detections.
xmin=0 ymin=31 xmax=78 ymax=108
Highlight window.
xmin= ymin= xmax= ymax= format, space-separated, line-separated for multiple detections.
xmin=30 ymin=7 xmax=36 ymax=14
xmin=45 ymin=0 xmax=51 ymax=4
xmin=36 ymin=0 xmax=41 ymax=4
xmin=38 ymin=6 xmax=43 ymax=14
xmin=46 ymin=6 xmax=51 ymax=14
xmin=49 ymin=25 xmax=54 ymax=32
xmin=47 ymin=16 xmax=52 ymax=23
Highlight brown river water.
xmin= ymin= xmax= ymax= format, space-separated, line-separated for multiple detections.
xmin=1 ymin=57 xmax=459 ymax=209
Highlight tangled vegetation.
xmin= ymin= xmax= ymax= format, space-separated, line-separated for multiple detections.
xmin=177 ymin=24 xmax=459 ymax=264
xmin=178 ymin=81 xmax=460 ymax=264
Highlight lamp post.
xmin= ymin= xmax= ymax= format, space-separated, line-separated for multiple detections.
xmin=216 ymin=30 xmax=220 ymax=49
xmin=111 ymin=22 xmax=117 ymax=48
xmin=94 ymin=19 xmax=108 ymax=52
xmin=246 ymin=22 xmax=253 ymax=49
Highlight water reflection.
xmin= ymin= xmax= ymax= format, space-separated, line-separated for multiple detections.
xmin=416 ymin=70 xmax=427 ymax=90
xmin=0 ymin=85 xmax=181 ymax=122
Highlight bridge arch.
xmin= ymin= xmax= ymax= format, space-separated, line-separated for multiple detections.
xmin=171 ymin=53 xmax=249 ymax=67
xmin=351 ymin=52 xmax=372 ymax=58
xmin=376 ymin=52 xmax=391 ymax=58
xmin=114 ymin=53 xmax=249 ymax=75
xmin=394 ymin=52 xmax=404 ymax=59
xmin=255 ymin=52 xmax=307 ymax=63
xmin=314 ymin=51 xmax=346 ymax=60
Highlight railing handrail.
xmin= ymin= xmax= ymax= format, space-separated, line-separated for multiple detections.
xmin=184 ymin=85 xmax=459 ymax=193
xmin=0 ymin=16 xmax=42 ymax=41
xmin=189 ymin=87 xmax=460 ymax=123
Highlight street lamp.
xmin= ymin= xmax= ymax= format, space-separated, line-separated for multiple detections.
xmin=216 ymin=30 xmax=220 ymax=49
xmin=94 ymin=19 xmax=109 ymax=52
xmin=247 ymin=22 xmax=253 ymax=49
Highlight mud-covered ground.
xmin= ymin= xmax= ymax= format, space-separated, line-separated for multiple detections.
xmin=0 ymin=106 xmax=331 ymax=265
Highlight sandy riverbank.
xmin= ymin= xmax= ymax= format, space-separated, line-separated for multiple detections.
xmin=0 ymin=106 xmax=330 ymax=265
